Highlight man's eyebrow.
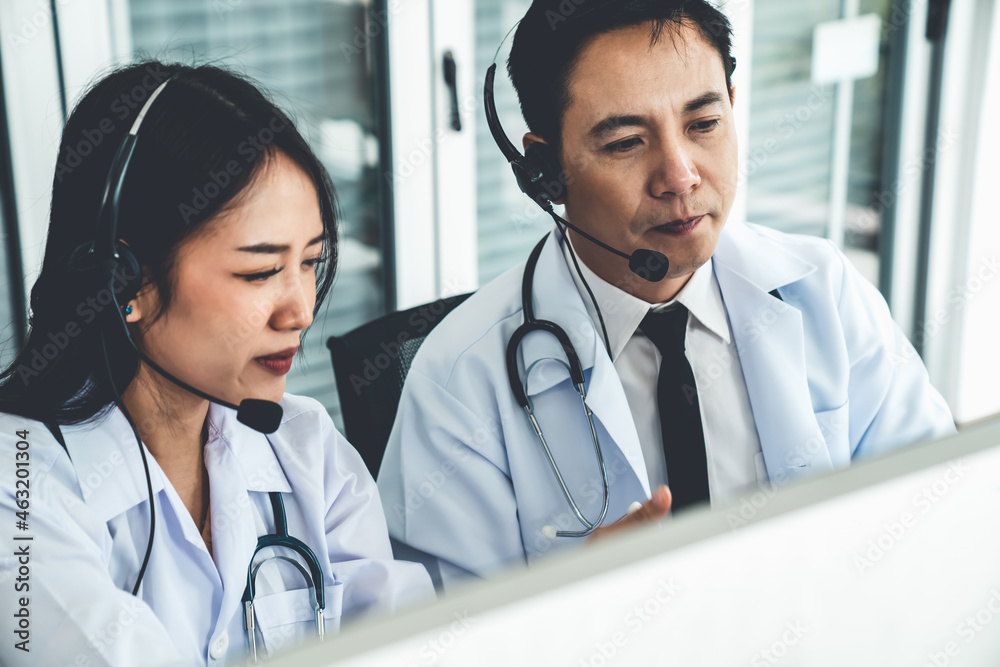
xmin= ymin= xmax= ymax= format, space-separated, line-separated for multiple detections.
xmin=236 ymin=233 xmax=325 ymax=254
xmin=683 ymin=91 xmax=726 ymax=114
xmin=587 ymin=91 xmax=727 ymax=139
xmin=588 ymin=115 xmax=649 ymax=139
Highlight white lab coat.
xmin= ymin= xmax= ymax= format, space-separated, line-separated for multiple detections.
xmin=378 ymin=221 xmax=956 ymax=588
xmin=0 ymin=394 xmax=433 ymax=666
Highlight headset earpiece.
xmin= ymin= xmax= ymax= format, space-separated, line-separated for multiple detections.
xmin=112 ymin=243 xmax=143 ymax=304
xmin=524 ymin=142 xmax=565 ymax=204
xmin=68 ymin=241 xmax=143 ymax=307
xmin=484 ymin=64 xmax=569 ymax=207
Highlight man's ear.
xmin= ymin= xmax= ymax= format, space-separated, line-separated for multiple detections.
xmin=729 ymin=84 xmax=736 ymax=107
xmin=522 ymin=132 xmax=546 ymax=153
xmin=521 ymin=133 xmax=567 ymax=205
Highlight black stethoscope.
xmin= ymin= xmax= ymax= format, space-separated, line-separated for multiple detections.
xmin=242 ymin=491 xmax=326 ymax=663
xmin=505 ymin=233 xmax=611 ymax=538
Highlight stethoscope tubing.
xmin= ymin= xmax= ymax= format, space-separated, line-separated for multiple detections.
xmin=507 ymin=234 xmax=611 ymax=537
xmin=242 ymin=491 xmax=326 ymax=664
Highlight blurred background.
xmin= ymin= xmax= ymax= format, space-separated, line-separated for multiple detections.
xmin=0 ymin=0 xmax=996 ymax=428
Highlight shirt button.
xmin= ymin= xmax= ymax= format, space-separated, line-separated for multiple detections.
xmin=210 ymin=632 xmax=229 ymax=660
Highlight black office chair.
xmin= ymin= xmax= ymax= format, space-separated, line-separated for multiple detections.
xmin=327 ymin=292 xmax=473 ymax=477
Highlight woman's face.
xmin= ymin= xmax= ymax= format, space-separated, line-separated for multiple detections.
xmin=130 ymin=151 xmax=325 ymax=404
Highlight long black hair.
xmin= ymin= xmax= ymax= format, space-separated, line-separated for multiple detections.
xmin=0 ymin=61 xmax=339 ymax=425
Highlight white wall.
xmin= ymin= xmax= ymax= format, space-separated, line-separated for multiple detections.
xmin=954 ymin=1 xmax=1000 ymax=424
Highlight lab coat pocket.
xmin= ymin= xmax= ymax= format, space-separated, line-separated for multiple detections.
xmin=814 ymin=402 xmax=850 ymax=468
xmin=252 ymin=581 xmax=344 ymax=657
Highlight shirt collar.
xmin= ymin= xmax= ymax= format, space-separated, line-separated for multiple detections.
xmin=560 ymin=237 xmax=731 ymax=362
xmin=62 ymin=407 xmax=167 ymax=523
xmin=62 ymin=401 xmax=291 ymax=523
xmin=205 ymin=401 xmax=292 ymax=494
xmin=655 ymin=255 xmax=732 ymax=346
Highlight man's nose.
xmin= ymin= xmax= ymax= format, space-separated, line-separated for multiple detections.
xmin=648 ymin=138 xmax=700 ymax=197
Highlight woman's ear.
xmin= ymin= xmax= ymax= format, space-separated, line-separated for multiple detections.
xmin=123 ymin=268 xmax=158 ymax=325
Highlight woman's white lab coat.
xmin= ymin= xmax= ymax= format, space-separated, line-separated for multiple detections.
xmin=0 ymin=393 xmax=433 ymax=666
xmin=378 ymin=221 xmax=956 ymax=589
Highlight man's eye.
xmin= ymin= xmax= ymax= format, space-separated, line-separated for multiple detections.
xmin=236 ymin=268 xmax=281 ymax=282
xmin=604 ymin=137 xmax=642 ymax=153
xmin=691 ymin=119 xmax=721 ymax=133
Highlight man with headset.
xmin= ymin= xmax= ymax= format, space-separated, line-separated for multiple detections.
xmin=378 ymin=0 xmax=955 ymax=589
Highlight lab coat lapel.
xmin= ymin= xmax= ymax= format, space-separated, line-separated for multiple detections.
xmin=713 ymin=222 xmax=835 ymax=483
xmin=203 ymin=404 xmax=292 ymax=633
xmin=517 ymin=231 xmax=651 ymax=497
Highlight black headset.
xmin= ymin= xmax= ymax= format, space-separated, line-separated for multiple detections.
xmin=483 ymin=64 xmax=670 ymax=283
xmin=65 ymin=75 xmax=281 ymax=595
xmin=65 ymin=78 xmax=175 ymax=595
xmin=68 ymin=76 xmax=282 ymax=435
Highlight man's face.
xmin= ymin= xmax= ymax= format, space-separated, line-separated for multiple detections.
xmin=554 ymin=22 xmax=737 ymax=298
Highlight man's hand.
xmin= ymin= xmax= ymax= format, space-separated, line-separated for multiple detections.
xmin=585 ymin=485 xmax=672 ymax=543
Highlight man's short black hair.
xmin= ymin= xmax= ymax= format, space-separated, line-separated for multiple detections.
xmin=507 ymin=0 xmax=735 ymax=147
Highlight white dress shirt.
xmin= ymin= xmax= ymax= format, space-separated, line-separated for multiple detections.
xmin=0 ymin=394 xmax=433 ymax=667
xmin=561 ymin=237 xmax=765 ymax=503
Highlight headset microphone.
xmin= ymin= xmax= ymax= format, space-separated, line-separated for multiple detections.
xmin=484 ymin=64 xmax=669 ymax=282
xmin=131 ymin=347 xmax=284 ymax=434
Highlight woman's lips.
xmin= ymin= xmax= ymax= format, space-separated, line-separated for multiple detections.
xmin=652 ymin=215 xmax=704 ymax=236
xmin=254 ymin=347 xmax=298 ymax=375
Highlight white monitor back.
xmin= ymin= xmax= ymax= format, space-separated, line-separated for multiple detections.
xmin=273 ymin=417 xmax=1000 ymax=666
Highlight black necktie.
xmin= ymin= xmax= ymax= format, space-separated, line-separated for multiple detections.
xmin=639 ymin=305 xmax=710 ymax=511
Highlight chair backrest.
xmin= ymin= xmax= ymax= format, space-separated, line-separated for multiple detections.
xmin=326 ymin=293 xmax=473 ymax=477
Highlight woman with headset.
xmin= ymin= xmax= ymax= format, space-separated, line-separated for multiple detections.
xmin=0 ymin=62 xmax=432 ymax=666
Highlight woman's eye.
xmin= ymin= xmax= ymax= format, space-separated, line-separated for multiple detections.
xmin=604 ymin=137 xmax=642 ymax=153
xmin=691 ymin=119 xmax=721 ymax=133
xmin=303 ymin=257 xmax=322 ymax=270
xmin=236 ymin=268 xmax=281 ymax=282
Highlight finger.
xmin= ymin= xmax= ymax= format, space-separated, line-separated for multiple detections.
xmin=625 ymin=485 xmax=671 ymax=525
xmin=587 ymin=487 xmax=672 ymax=543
